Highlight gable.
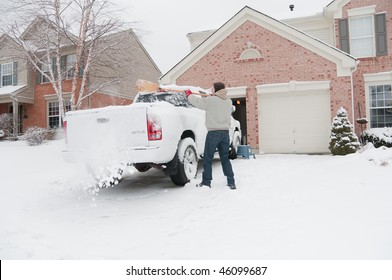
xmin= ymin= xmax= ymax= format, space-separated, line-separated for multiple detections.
xmin=0 ymin=35 xmax=25 ymax=59
xmin=20 ymin=17 xmax=76 ymax=51
xmin=160 ymin=6 xmax=357 ymax=84
xmin=324 ymin=0 xmax=352 ymax=18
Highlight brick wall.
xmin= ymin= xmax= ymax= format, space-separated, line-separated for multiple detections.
xmin=176 ymin=20 xmax=354 ymax=148
xmin=0 ymin=104 xmax=8 ymax=113
xmin=23 ymin=79 xmax=132 ymax=131
xmin=87 ymin=93 xmax=132 ymax=108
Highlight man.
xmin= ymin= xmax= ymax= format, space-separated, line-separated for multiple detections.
xmin=185 ymin=82 xmax=236 ymax=190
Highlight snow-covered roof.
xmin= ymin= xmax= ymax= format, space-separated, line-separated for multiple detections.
xmin=0 ymin=85 xmax=27 ymax=96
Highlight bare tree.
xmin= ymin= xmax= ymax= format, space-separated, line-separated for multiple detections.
xmin=1 ymin=0 xmax=130 ymax=122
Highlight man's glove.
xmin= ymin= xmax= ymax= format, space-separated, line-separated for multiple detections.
xmin=184 ymin=89 xmax=193 ymax=97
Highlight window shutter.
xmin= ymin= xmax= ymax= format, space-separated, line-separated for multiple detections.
xmin=13 ymin=62 xmax=18 ymax=86
xmin=61 ymin=55 xmax=66 ymax=79
xmin=52 ymin=57 xmax=58 ymax=80
xmin=78 ymin=58 xmax=84 ymax=77
xmin=36 ymin=63 xmax=41 ymax=85
xmin=375 ymin=13 xmax=388 ymax=56
xmin=338 ymin=19 xmax=350 ymax=53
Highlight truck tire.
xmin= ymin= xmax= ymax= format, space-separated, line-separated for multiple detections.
xmin=170 ymin=138 xmax=198 ymax=186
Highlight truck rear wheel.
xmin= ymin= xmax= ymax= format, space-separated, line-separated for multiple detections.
xmin=170 ymin=138 xmax=198 ymax=186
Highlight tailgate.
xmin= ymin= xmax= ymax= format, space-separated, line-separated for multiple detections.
xmin=66 ymin=106 xmax=148 ymax=151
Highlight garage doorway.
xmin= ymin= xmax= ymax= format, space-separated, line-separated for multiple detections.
xmin=257 ymin=81 xmax=331 ymax=154
xmin=232 ymin=97 xmax=247 ymax=144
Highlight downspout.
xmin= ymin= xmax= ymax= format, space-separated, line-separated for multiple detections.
xmin=10 ymin=93 xmax=19 ymax=137
xmin=350 ymin=60 xmax=359 ymax=134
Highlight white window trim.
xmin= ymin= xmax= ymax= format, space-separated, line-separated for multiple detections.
xmin=44 ymin=93 xmax=72 ymax=101
xmin=347 ymin=5 xmax=376 ymax=17
xmin=240 ymin=49 xmax=262 ymax=60
xmin=364 ymin=72 xmax=392 ymax=128
xmin=348 ymin=15 xmax=376 ymax=58
xmin=1 ymin=62 xmax=14 ymax=87
xmin=41 ymin=63 xmax=51 ymax=84
xmin=66 ymin=54 xmax=77 ymax=79
xmin=227 ymin=86 xmax=247 ymax=98
xmin=347 ymin=5 xmax=377 ymax=58
xmin=44 ymin=93 xmax=72 ymax=128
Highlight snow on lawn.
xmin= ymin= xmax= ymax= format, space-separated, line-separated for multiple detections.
xmin=0 ymin=139 xmax=391 ymax=260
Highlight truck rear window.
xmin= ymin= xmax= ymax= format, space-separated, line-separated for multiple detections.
xmin=135 ymin=92 xmax=194 ymax=108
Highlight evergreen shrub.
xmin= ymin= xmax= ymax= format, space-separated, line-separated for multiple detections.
xmin=329 ymin=107 xmax=360 ymax=155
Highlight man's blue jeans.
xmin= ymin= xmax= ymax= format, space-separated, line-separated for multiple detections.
xmin=202 ymin=130 xmax=235 ymax=186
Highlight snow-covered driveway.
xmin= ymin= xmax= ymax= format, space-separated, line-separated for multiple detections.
xmin=1 ymin=140 xmax=391 ymax=259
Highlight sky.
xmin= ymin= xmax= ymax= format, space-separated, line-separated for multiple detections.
xmin=114 ymin=0 xmax=334 ymax=73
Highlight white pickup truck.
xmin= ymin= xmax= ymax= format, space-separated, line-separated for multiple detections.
xmin=62 ymin=91 xmax=241 ymax=186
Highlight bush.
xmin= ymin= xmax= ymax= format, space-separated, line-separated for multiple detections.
xmin=361 ymin=128 xmax=392 ymax=148
xmin=0 ymin=113 xmax=13 ymax=137
xmin=22 ymin=126 xmax=55 ymax=146
xmin=329 ymin=107 xmax=360 ymax=155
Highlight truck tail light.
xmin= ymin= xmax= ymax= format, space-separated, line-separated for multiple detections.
xmin=147 ymin=115 xmax=162 ymax=141
xmin=63 ymin=119 xmax=68 ymax=144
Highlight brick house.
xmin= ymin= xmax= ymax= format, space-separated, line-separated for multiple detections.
xmin=0 ymin=18 xmax=161 ymax=135
xmin=160 ymin=0 xmax=391 ymax=154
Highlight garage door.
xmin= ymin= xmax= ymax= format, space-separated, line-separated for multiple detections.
xmin=258 ymin=82 xmax=331 ymax=154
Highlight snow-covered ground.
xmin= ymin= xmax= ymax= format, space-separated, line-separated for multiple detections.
xmin=0 ymin=139 xmax=391 ymax=260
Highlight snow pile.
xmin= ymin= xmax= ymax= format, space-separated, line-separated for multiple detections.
xmin=362 ymin=127 xmax=392 ymax=148
xmin=1 ymin=139 xmax=391 ymax=260
xmin=159 ymin=84 xmax=212 ymax=94
xmin=136 ymin=91 xmax=194 ymax=107
xmin=358 ymin=143 xmax=392 ymax=166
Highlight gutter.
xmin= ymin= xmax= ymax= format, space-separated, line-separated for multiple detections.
xmin=350 ymin=60 xmax=360 ymax=133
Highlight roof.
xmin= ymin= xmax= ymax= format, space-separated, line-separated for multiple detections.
xmin=0 ymin=85 xmax=27 ymax=97
xmin=324 ymin=0 xmax=351 ymax=18
xmin=160 ymin=5 xmax=357 ymax=84
xmin=20 ymin=16 xmax=78 ymax=42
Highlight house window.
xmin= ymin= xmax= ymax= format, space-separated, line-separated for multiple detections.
xmin=349 ymin=15 xmax=375 ymax=57
xmin=48 ymin=100 xmax=71 ymax=128
xmin=42 ymin=63 xmax=51 ymax=83
xmin=66 ymin=54 xmax=76 ymax=79
xmin=369 ymin=85 xmax=392 ymax=128
xmin=1 ymin=62 xmax=14 ymax=86
xmin=240 ymin=49 xmax=262 ymax=60
xmin=339 ymin=10 xmax=387 ymax=57
xmin=38 ymin=54 xmax=78 ymax=84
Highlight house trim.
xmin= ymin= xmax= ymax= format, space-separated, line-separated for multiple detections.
xmin=44 ymin=93 xmax=72 ymax=101
xmin=0 ymin=85 xmax=32 ymax=103
xmin=347 ymin=5 xmax=376 ymax=17
xmin=256 ymin=80 xmax=331 ymax=94
xmin=227 ymin=86 xmax=247 ymax=98
xmin=324 ymin=0 xmax=352 ymax=19
xmin=364 ymin=71 xmax=392 ymax=83
xmin=363 ymin=71 xmax=392 ymax=129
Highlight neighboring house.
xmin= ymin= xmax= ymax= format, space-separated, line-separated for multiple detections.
xmin=0 ymin=18 xmax=161 ymax=135
xmin=0 ymin=34 xmax=34 ymax=134
xmin=160 ymin=0 xmax=391 ymax=154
